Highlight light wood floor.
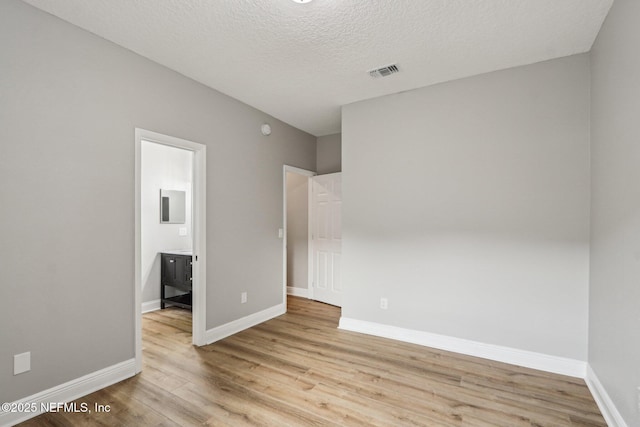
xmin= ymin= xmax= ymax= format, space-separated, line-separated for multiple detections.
xmin=21 ymin=297 xmax=605 ymax=426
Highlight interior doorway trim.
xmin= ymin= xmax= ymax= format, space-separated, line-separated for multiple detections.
xmin=283 ymin=165 xmax=316 ymax=306
xmin=135 ymin=128 xmax=207 ymax=373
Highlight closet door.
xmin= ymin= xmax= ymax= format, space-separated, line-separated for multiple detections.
xmin=312 ymin=173 xmax=342 ymax=307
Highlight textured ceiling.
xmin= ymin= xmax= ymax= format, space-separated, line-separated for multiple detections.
xmin=21 ymin=0 xmax=613 ymax=136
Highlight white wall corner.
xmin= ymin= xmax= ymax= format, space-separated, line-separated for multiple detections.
xmin=205 ymin=303 xmax=286 ymax=345
xmin=585 ymin=365 xmax=629 ymax=427
xmin=338 ymin=317 xmax=587 ymax=378
xmin=141 ymin=299 xmax=161 ymax=314
xmin=0 ymin=358 xmax=136 ymax=427
xmin=287 ymin=286 xmax=310 ymax=299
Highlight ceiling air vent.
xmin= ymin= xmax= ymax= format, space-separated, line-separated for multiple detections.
xmin=369 ymin=64 xmax=399 ymax=78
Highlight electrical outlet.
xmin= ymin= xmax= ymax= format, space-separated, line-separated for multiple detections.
xmin=241 ymin=292 xmax=247 ymax=304
xmin=380 ymin=297 xmax=388 ymax=310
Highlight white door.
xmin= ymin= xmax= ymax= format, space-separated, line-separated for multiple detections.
xmin=312 ymin=173 xmax=342 ymax=307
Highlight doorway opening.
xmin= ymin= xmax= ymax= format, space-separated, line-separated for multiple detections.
xmin=283 ymin=166 xmax=315 ymax=305
xmin=142 ymin=142 xmax=193 ymax=315
xmin=135 ymin=129 xmax=207 ymax=373
xmin=283 ymin=166 xmax=343 ymax=308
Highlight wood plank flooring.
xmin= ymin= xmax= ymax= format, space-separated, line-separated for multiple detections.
xmin=20 ymin=296 xmax=605 ymax=426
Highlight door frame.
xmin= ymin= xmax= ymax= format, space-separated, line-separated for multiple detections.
xmin=282 ymin=165 xmax=316 ymax=305
xmin=135 ymin=128 xmax=207 ymax=373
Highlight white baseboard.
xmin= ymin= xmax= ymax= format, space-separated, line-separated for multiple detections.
xmin=141 ymin=299 xmax=161 ymax=313
xmin=585 ymin=364 xmax=628 ymax=427
xmin=339 ymin=317 xmax=587 ymax=378
xmin=0 ymin=358 xmax=136 ymax=427
xmin=205 ymin=303 xmax=286 ymax=345
xmin=287 ymin=286 xmax=309 ymax=298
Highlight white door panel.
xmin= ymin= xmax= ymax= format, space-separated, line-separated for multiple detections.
xmin=332 ymin=253 xmax=342 ymax=292
xmin=333 ymin=201 xmax=342 ymax=240
xmin=312 ymin=173 xmax=342 ymax=307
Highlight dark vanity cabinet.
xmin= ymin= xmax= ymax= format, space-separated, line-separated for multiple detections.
xmin=160 ymin=252 xmax=192 ymax=310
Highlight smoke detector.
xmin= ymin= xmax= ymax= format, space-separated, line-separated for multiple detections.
xmin=369 ymin=64 xmax=400 ymax=78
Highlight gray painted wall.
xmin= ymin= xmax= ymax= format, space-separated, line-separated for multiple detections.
xmin=316 ymin=133 xmax=342 ymax=174
xmin=286 ymin=172 xmax=309 ymax=289
xmin=590 ymin=0 xmax=640 ymax=425
xmin=342 ymin=54 xmax=590 ymax=360
xmin=0 ymin=0 xmax=315 ymax=403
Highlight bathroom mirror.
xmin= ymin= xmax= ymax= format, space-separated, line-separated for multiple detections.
xmin=160 ymin=189 xmax=186 ymax=224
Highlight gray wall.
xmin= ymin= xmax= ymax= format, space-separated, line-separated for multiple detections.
xmin=0 ymin=0 xmax=315 ymax=403
xmin=342 ymin=54 xmax=590 ymax=360
xmin=286 ymin=172 xmax=309 ymax=289
xmin=316 ymin=133 xmax=342 ymax=174
xmin=589 ymin=0 xmax=640 ymax=425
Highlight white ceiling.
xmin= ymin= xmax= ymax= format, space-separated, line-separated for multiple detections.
xmin=22 ymin=0 xmax=613 ymax=136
